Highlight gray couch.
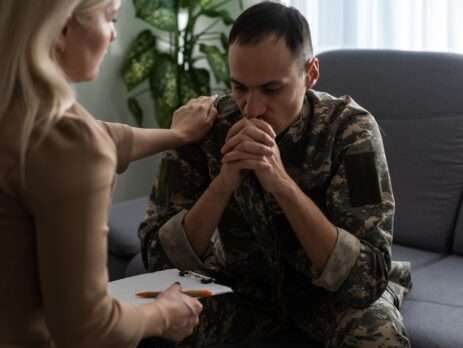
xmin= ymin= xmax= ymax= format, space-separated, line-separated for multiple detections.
xmin=108 ymin=49 xmax=463 ymax=347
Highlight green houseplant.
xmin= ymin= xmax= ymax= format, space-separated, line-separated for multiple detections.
xmin=122 ymin=0 xmax=243 ymax=128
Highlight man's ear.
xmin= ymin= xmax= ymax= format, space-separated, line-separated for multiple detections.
xmin=306 ymin=57 xmax=320 ymax=89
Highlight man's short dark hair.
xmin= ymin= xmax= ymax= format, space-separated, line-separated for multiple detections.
xmin=229 ymin=1 xmax=313 ymax=61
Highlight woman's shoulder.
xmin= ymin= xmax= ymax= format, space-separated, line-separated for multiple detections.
xmin=26 ymin=106 xmax=117 ymax=196
xmin=34 ymin=106 xmax=114 ymax=159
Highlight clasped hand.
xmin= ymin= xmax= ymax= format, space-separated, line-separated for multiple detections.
xmin=219 ymin=117 xmax=291 ymax=194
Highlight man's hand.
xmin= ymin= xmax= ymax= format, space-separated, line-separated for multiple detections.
xmin=221 ymin=118 xmax=292 ymax=194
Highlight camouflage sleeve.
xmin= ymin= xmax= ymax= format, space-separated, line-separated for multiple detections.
xmin=319 ymin=109 xmax=394 ymax=309
xmin=138 ymin=145 xmax=224 ymax=272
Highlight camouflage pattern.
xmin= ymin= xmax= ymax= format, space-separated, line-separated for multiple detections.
xmin=139 ymin=90 xmax=412 ymax=347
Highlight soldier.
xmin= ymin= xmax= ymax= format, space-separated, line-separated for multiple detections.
xmin=139 ymin=2 xmax=412 ymax=347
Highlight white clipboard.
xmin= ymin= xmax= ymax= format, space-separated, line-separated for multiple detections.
xmin=109 ymin=268 xmax=233 ymax=305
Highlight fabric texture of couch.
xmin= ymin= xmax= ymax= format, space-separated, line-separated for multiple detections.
xmin=108 ymin=49 xmax=463 ymax=348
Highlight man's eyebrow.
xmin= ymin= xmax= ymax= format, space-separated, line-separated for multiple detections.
xmin=230 ymin=78 xmax=283 ymax=88
xmin=230 ymin=78 xmax=246 ymax=86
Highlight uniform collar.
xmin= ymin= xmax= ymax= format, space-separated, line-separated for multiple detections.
xmin=276 ymin=91 xmax=314 ymax=146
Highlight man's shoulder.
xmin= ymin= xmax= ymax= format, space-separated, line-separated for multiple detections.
xmin=310 ymin=89 xmax=370 ymax=116
xmin=308 ymin=91 xmax=384 ymax=155
xmin=210 ymin=94 xmax=241 ymax=132
xmin=166 ymin=95 xmax=239 ymax=161
xmin=309 ymin=89 xmax=376 ymax=129
xmin=196 ymin=94 xmax=241 ymax=147
xmin=214 ymin=94 xmax=240 ymax=119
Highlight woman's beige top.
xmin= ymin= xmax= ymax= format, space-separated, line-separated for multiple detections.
xmin=0 ymin=104 xmax=146 ymax=348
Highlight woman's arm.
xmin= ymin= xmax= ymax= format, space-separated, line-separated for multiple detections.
xmin=27 ymin=118 xmax=146 ymax=348
xmin=27 ymin=117 xmax=202 ymax=347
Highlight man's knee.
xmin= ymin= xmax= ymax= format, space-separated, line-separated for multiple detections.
xmin=332 ymin=297 xmax=410 ymax=348
xmin=179 ymin=294 xmax=278 ymax=348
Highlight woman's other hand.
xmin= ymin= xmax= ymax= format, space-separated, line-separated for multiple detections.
xmin=171 ymin=96 xmax=218 ymax=144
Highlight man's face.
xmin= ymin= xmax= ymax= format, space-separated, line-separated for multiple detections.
xmin=228 ymin=36 xmax=318 ymax=135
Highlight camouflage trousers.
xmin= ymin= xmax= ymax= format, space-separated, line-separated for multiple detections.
xmin=139 ymin=280 xmax=410 ymax=348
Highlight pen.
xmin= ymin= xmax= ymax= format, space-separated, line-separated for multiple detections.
xmin=136 ymin=289 xmax=214 ymax=298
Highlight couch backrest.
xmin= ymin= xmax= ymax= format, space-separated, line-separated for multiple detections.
xmin=316 ymin=49 xmax=463 ymax=253
xmin=453 ymin=201 xmax=463 ymax=255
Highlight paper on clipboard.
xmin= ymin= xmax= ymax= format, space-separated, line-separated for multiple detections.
xmin=109 ymin=268 xmax=233 ymax=305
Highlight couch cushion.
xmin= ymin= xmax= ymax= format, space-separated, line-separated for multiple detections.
xmin=400 ymin=255 xmax=463 ymax=348
xmin=405 ymin=255 xmax=463 ymax=305
xmin=379 ymin=117 xmax=463 ymax=252
xmin=392 ymin=244 xmax=444 ymax=270
xmin=108 ymin=196 xmax=148 ymax=257
xmin=108 ymin=252 xmax=131 ymax=281
xmin=125 ymin=253 xmax=146 ymax=277
xmin=402 ymin=300 xmax=463 ymax=348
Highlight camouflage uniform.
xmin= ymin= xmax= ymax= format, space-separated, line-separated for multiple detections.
xmin=139 ymin=90 xmax=412 ymax=348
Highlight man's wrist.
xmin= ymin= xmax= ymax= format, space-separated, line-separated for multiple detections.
xmin=271 ymin=175 xmax=298 ymax=201
xmin=210 ymin=174 xmax=235 ymax=197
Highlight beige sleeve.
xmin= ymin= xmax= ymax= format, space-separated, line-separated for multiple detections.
xmin=158 ymin=210 xmax=211 ymax=270
xmin=26 ymin=118 xmax=145 ymax=348
xmin=312 ymin=227 xmax=361 ymax=291
xmin=99 ymin=121 xmax=134 ymax=174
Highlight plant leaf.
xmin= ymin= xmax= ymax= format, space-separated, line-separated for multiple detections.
xmin=200 ymin=0 xmax=215 ymax=10
xmin=202 ymin=8 xmax=234 ymax=25
xmin=152 ymin=96 xmax=174 ymax=128
xmin=189 ymin=67 xmax=211 ymax=97
xmin=128 ymin=97 xmax=144 ymax=126
xmin=150 ymin=55 xmax=179 ymax=127
xmin=178 ymin=67 xmax=211 ymax=104
xmin=199 ymin=43 xmax=229 ymax=84
xmin=179 ymin=73 xmax=198 ymax=105
xmin=127 ymin=30 xmax=156 ymax=60
xmin=122 ymin=47 xmax=157 ymax=91
xmin=133 ymin=0 xmax=177 ymax=31
xmin=220 ymin=32 xmax=228 ymax=52
xmin=125 ymin=0 xmax=237 ymax=129
xmin=179 ymin=0 xmax=192 ymax=7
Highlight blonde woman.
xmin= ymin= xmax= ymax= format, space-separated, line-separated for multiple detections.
xmin=0 ymin=0 xmax=217 ymax=347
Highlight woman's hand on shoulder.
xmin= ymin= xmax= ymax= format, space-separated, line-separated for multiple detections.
xmin=171 ymin=96 xmax=218 ymax=144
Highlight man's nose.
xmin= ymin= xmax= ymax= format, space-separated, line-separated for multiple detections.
xmin=244 ymin=91 xmax=266 ymax=118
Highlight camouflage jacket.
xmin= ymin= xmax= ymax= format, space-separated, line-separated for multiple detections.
xmin=140 ymin=90 xmax=400 ymax=312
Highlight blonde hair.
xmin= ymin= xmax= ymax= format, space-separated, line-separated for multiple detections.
xmin=0 ymin=0 xmax=113 ymax=184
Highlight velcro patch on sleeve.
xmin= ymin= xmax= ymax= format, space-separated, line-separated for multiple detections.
xmin=344 ymin=151 xmax=382 ymax=207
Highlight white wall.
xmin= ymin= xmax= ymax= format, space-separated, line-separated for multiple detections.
xmin=76 ymin=0 xmax=258 ymax=202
